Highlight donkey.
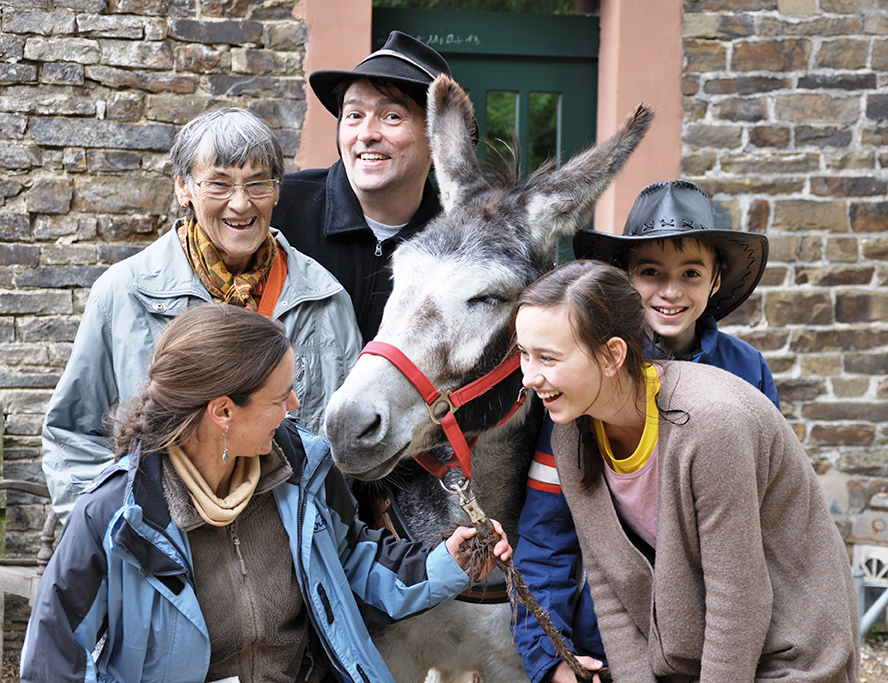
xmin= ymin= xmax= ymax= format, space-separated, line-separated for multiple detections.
xmin=324 ymin=75 xmax=654 ymax=683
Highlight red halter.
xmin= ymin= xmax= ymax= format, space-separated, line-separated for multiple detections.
xmin=359 ymin=341 xmax=528 ymax=480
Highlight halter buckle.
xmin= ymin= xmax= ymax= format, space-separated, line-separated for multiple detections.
xmin=427 ymin=392 xmax=456 ymax=424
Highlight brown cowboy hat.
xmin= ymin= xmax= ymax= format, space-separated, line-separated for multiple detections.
xmin=309 ymin=31 xmax=452 ymax=117
xmin=573 ymin=180 xmax=769 ymax=320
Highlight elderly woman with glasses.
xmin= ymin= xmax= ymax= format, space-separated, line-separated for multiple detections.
xmin=42 ymin=108 xmax=362 ymax=521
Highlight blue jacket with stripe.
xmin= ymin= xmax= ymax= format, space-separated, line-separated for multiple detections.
xmin=21 ymin=420 xmax=470 ymax=683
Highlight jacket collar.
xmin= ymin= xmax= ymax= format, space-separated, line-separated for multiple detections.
xmin=322 ymin=160 xmax=442 ymax=238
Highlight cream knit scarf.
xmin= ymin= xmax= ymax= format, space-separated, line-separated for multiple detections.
xmin=167 ymin=444 xmax=261 ymax=527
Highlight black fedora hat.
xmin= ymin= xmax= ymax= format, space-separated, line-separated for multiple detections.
xmin=573 ymin=180 xmax=769 ymax=321
xmin=309 ymin=31 xmax=452 ymax=117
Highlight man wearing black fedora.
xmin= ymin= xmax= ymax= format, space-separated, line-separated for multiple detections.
xmin=272 ymin=31 xmax=452 ymax=343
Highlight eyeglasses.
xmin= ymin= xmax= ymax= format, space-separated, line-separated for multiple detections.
xmin=192 ymin=178 xmax=280 ymax=200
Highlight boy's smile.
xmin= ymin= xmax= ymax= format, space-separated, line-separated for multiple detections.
xmin=626 ymin=238 xmax=721 ymax=356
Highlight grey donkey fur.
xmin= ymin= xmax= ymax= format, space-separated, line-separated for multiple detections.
xmin=325 ymin=75 xmax=654 ymax=683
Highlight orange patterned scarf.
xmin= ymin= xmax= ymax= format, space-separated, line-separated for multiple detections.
xmin=178 ymin=217 xmax=277 ymax=311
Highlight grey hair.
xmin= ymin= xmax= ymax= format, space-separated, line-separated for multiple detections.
xmin=169 ymin=107 xmax=285 ymax=182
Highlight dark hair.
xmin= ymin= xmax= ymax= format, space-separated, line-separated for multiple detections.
xmin=616 ymin=236 xmax=727 ymax=277
xmin=332 ymin=76 xmax=426 ymax=117
xmin=511 ymin=259 xmax=652 ymax=486
xmin=113 ymin=303 xmax=291 ymax=459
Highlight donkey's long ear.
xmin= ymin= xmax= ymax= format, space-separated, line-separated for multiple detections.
xmin=524 ymin=104 xmax=655 ymax=255
xmin=427 ymin=75 xmax=491 ymax=213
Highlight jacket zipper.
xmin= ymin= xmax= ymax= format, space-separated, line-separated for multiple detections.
xmin=375 ymin=240 xmax=383 ymax=257
xmin=228 ymin=525 xmax=248 ymax=576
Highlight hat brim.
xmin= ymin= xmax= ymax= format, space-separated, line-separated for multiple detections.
xmin=309 ymin=67 xmax=432 ymax=118
xmin=573 ymin=228 xmax=768 ymax=321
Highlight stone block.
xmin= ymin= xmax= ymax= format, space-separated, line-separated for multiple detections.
xmin=766 ymin=291 xmax=833 ymax=325
xmin=796 ymin=266 xmax=873 ymax=286
xmin=98 ymin=243 xmax=149 ymax=263
xmin=795 ymin=125 xmax=852 ymax=148
xmin=39 ymin=243 xmax=97 ymax=265
xmin=683 ymin=39 xmax=728 ymax=73
xmin=777 ymin=0 xmax=816 ymax=13
xmin=803 ymin=401 xmax=888 ymax=423
xmin=15 ymin=265 xmax=106 ymax=288
xmin=845 ymin=351 xmax=888 ymax=375
xmin=733 ymin=38 xmax=810 ymax=72
xmin=791 ymin=327 xmax=888 ymax=353
xmin=861 ymin=124 xmax=888 ymax=147
xmin=0 ymin=289 xmax=72 ymax=315
xmin=694 ymin=177 xmax=805 ymax=196
xmin=85 ymin=65 xmax=196 ymax=93
xmin=169 ymin=18 xmax=262 ymax=44
xmin=247 ymin=98 xmax=305 ymax=130
xmin=683 ymin=97 xmax=707 ymax=122
xmin=26 ymin=178 xmax=73 ymax=214
xmin=30 ymin=117 xmax=175 ymax=150
xmin=144 ymin=95 xmax=220 ymax=124
xmin=838 ymin=450 xmax=888 ymax=478
xmin=0 ymin=369 xmax=59 ymax=389
xmin=680 ymin=152 xmax=717 ymax=177
xmin=0 ymin=113 xmax=27 ymax=139
xmin=174 ymin=44 xmax=223 ymax=73
xmin=682 ymin=74 xmax=700 ymax=97
xmin=107 ymin=91 xmax=143 ymax=121
xmin=798 ymin=73 xmax=876 ymax=91
xmin=684 ymin=11 xmax=754 ymax=39
xmin=2 ymin=9 xmax=76 ymax=35
xmin=826 ymin=151 xmax=875 ymax=172
xmin=825 ymin=237 xmax=859 ymax=262
xmin=62 ymin=147 xmax=86 ymax=173
xmin=776 ymin=378 xmax=828 ymax=402
xmin=99 ymin=38 xmax=173 ymax=69
xmin=0 ymin=244 xmax=38 ymax=266
xmin=682 ymin=123 xmax=743 ymax=149
xmin=0 ymin=212 xmax=30 ymax=241
xmin=0 ymin=178 xmax=23 ymax=200
xmin=759 ymin=265 xmax=788 ymax=286
xmin=821 ymin=0 xmax=868 ymax=12
xmin=33 ymin=214 xmax=94 ymax=241
xmin=262 ymin=20 xmax=306 ymax=50
xmin=879 ymin=378 xmax=888 ymax=400
xmin=0 ymin=33 xmax=24 ymax=60
xmin=76 ymin=12 xmax=145 ymax=38
xmin=56 ymin=0 xmax=107 ymax=10
xmin=810 ymin=176 xmax=888 ymax=197
xmin=837 ymin=290 xmax=888 ymax=323
xmin=15 ymin=315 xmax=81 ymax=342
xmin=850 ymin=202 xmax=888 ymax=233
xmin=87 ymin=149 xmax=142 ymax=172
xmin=746 ymin=198 xmax=769 ymax=234
xmin=711 ymin=97 xmax=767 ymax=122
xmin=862 ymin=237 xmax=888 ymax=260
xmin=73 ymin=176 xmax=172 ymax=214
xmin=815 ymin=38 xmax=869 ymax=69
xmin=97 ymin=214 xmax=157 ymax=239
xmin=0 ymin=62 xmax=37 ymax=83
xmin=799 ymin=353 xmax=843 ymax=377
xmin=109 ymin=0 xmax=196 ymax=17
xmin=231 ymin=47 xmax=276 ymax=75
xmin=23 ymin=35 xmax=99 ymax=63
xmin=704 ymin=75 xmax=790 ymax=96
xmin=205 ymin=74 xmax=302 ymax=99
xmin=772 ymin=200 xmax=848 ymax=233
xmin=199 ymin=0 xmax=249 ymax=17
xmin=0 ymin=86 xmax=97 ymax=115
xmin=799 ymin=236 xmax=823 ymax=261
xmin=749 ymin=125 xmax=791 ymax=148
xmin=874 ymin=39 xmax=888 ymax=71
xmin=0 ymin=144 xmax=41 ymax=170
xmin=774 ymin=93 xmax=859 ymax=124
xmin=810 ymin=423 xmax=875 ymax=446
xmin=41 ymin=62 xmax=85 ymax=85
xmin=4 ymin=413 xmax=46 ymax=436
xmin=720 ymin=152 xmax=819 ymax=175
xmin=867 ymin=94 xmax=888 ymax=122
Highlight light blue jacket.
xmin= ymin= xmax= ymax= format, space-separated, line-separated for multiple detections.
xmin=22 ymin=422 xmax=470 ymax=683
xmin=42 ymin=224 xmax=362 ymax=521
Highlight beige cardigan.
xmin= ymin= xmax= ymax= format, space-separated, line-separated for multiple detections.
xmin=552 ymin=361 xmax=858 ymax=683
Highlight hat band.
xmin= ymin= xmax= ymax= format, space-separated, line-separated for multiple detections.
xmin=358 ymin=48 xmax=436 ymax=80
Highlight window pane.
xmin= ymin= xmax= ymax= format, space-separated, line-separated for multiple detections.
xmin=485 ymin=90 xmax=518 ymax=166
xmin=528 ymin=91 xmax=560 ymax=172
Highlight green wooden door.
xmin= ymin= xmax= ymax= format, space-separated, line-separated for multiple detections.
xmin=373 ymin=8 xmax=598 ymax=173
xmin=373 ymin=8 xmax=598 ymax=255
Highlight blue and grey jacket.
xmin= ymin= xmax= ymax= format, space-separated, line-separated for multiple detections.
xmin=22 ymin=421 xmax=470 ymax=683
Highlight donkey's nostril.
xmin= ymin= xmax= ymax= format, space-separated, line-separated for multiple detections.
xmin=358 ymin=414 xmax=382 ymax=440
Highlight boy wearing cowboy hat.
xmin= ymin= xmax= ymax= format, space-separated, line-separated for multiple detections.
xmin=512 ymin=180 xmax=778 ymax=683
xmin=573 ymin=178 xmax=778 ymax=407
xmin=273 ymin=31 xmax=454 ymax=343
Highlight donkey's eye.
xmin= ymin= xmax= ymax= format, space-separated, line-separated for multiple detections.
xmin=467 ymin=294 xmax=505 ymax=307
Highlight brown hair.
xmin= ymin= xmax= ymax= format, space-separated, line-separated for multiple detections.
xmin=113 ymin=303 xmax=291 ymax=459
xmin=510 ymin=259 xmax=652 ymax=486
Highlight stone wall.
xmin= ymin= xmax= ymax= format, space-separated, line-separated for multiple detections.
xmin=683 ymin=0 xmax=888 ymax=526
xmin=0 ymin=0 xmax=307 ymax=559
